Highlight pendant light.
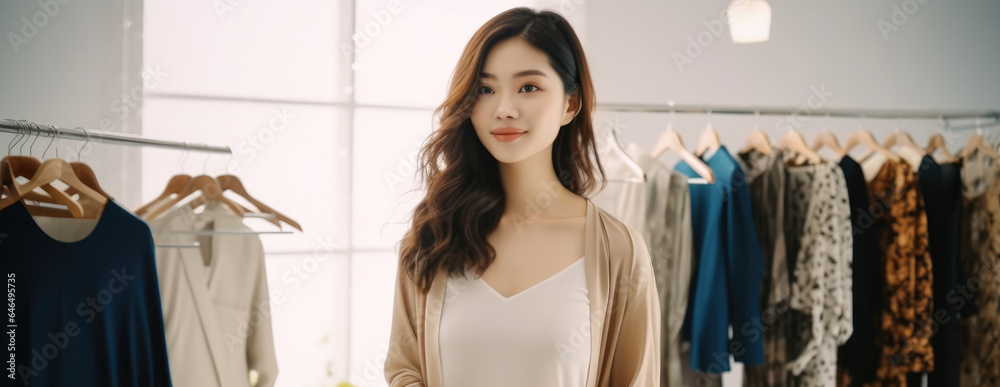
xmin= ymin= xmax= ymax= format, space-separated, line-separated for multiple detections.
xmin=728 ymin=0 xmax=772 ymax=43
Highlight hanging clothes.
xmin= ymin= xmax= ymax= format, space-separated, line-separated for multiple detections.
xmin=674 ymin=145 xmax=766 ymax=373
xmin=861 ymin=146 xmax=925 ymax=183
xmin=836 ymin=155 xmax=882 ymax=387
xmin=959 ymin=149 xmax=1000 ymax=387
xmin=907 ymin=155 xmax=964 ymax=387
xmin=577 ymin=142 xmax=694 ymax=387
xmin=149 ymin=201 xmax=278 ymax=387
xmin=590 ymin=142 xmax=645 ymax=220
xmin=0 ymin=200 xmax=173 ymax=387
xmin=627 ymin=153 xmax=693 ymax=387
xmin=737 ymin=148 xmax=792 ymax=387
xmin=783 ymin=161 xmax=854 ymax=387
xmin=865 ymin=159 xmax=935 ymax=387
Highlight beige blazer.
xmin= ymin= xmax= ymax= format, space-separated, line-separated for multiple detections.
xmin=384 ymin=199 xmax=661 ymax=386
xmin=149 ymin=202 xmax=278 ymax=387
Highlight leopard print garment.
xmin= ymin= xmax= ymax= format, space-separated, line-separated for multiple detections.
xmin=784 ymin=161 xmax=854 ymax=387
xmin=865 ymin=159 xmax=934 ymax=387
xmin=959 ymin=150 xmax=1000 ymax=387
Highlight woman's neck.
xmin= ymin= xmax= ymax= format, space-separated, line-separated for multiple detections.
xmin=498 ymin=143 xmax=582 ymax=221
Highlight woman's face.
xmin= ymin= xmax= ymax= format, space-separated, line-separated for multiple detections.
xmin=470 ymin=37 xmax=578 ymax=164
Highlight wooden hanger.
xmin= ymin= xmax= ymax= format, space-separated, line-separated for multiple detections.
xmin=811 ymin=130 xmax=844 ymax=155
xmin=186 ymin=191 xmax=277 ymax=226
xmin=960 ymin=118 xmax=1000 ymax=161
xmin=0 ymin=187 xmax=78 ymax=217
xmin=5 ymin=124 xmax=109 ymax=217
xmin=0 ymin=157 xmax=88 ymax=217
xmin=0 ymin=156 xmax=71 ymax=204
xmin=138 ymin=143 xmax=252 ymax=220
xmin=143 ymin=175 xmax=246 ymax=221
xmin=811 ymin=116 xmax=843 ymax=156
xmin=778 ymin=130 xmax=822 ymax=165
xmin=925 ymin=133 xmax=958 ymax=163
xmin=1 ymin=157 xmax=81 ymax=217
xmin=44 ymin=163 xmax=112 ymax=218
xmin=0 ymin=152 xmax=108 ymax=218
xmin=135 ymin=148 xmax=223 ymax=216
xmin=960 ymin=130 xmax=1000 ymax=161
xmin=842 ymin=129 xmax=901 ymax=162
xmin=214 ymin=175 xmax=301 ymax=231
xmin=19 ymin=158 xmax=107 ymax=210
xmin=870 ymin=128 xmax=926 ymax=169
xmin=880 ymin=127 xmax=925 ymax=155
xmin=135 ymin=174 xmax=256 ymax=219
xmin=31 ymin=125 xmax=112 ymax=201
xmin=134 ymin=163 xmax=268 ymax=225
xmin=925 ymin=118 xmax=958 ymax=164
xmin=741 ymin=128 xmax=773 ymax=156
xmin=135 ymin=174 xmax=192 ymax=216
xmin=694 ymin=123 xmax=722 ymax=157
xmin=650 ymin=125 xmax=716 ymax=183
xmin=0 ymin=123 xmax=72 ymax=207
xmin=64 ymin=163 xmax=111 ymax=198
xmin=0 ymin=158 xmax=107 ymax=218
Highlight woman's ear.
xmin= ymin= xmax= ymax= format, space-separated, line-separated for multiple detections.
xmin=561 ymin=91 xmax=581 ymax=127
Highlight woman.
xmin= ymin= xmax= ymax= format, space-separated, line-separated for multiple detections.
xmin=385 ymin=7 xmax=660 ymax=387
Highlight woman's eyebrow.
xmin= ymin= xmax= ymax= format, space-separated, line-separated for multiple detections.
xmin=480 ymin=69 xmax=547 ymax=79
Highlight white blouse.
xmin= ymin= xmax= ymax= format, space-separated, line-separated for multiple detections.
xmin=439 ymin=256 xmax=591 ymax=387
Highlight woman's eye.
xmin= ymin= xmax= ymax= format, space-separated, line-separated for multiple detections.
xmin=477 ymin=84 xmax=537 ymax=94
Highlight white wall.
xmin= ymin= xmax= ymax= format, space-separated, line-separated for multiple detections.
xmin=0 ymin=0 xmax=144 ymax=207
xmin=586 ymin=0 xmax=1000 ymax=110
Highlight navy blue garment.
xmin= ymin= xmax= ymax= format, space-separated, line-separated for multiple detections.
xmin=0 ymin=200 xmax=172 ymax=387
xmin=675 ymin=145 xmax=765 ymax=372
xmin=837 ymin=155 xmax=882 ymax=386
xmin=906 ymin=155 xmax=963 ymax=387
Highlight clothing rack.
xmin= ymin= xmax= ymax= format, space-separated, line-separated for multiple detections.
xmin=0 ymin=119 xmax=231 ymax=154
xmin=596 ymin=104 xmax=1000 ymax=131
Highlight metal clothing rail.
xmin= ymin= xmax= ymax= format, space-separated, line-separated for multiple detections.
xmin=0 ymin=119 xmax=232 ymax=154
xmin=596 ymin=104 xmax=1000 ymax=130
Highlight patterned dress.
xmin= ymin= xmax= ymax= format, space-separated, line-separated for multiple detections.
xmin=959 ymin=150 xmax=1000 ymax=387
xmin=865 ymin=159 xmax=935 ymax=387
xmin=785 ymin=161 xmax=854 ymax=387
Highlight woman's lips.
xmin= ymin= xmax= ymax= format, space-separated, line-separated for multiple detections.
xmin=491 ymin=128 xmax=526 ymax=142
xmin=492 ymin=132 xmax=526 ymax=142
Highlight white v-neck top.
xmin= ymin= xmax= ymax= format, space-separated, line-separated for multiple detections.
xmin=439 ymin=256 xmax=591 ymax=387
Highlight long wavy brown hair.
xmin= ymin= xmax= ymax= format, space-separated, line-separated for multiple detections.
xmin=398 ymin=7 xmax=605 ymax=294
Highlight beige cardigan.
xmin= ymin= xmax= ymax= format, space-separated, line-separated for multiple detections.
xmin=385 ymin=199 xmax=661 ymax=386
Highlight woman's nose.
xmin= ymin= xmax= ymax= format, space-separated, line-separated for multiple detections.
xmin=494 ymin=93 xmax=518 ymax=120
